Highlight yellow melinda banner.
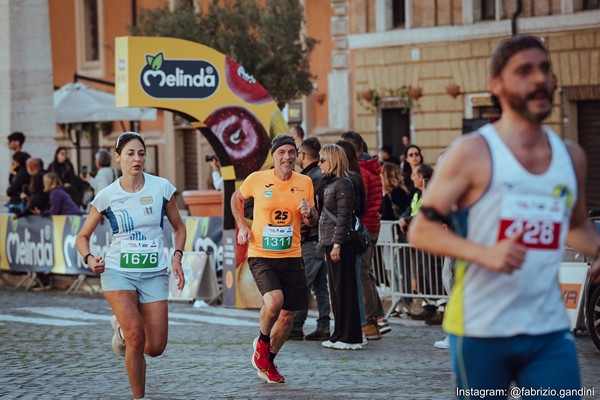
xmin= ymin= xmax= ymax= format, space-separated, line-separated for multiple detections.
xmin=115 ymin=36 xmax=288 ymax=308
xmin=115 ymin=36 xmax=288 ymax=181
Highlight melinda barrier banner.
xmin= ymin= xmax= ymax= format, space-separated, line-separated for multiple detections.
xmin=0 ymin=214 xmax=223 ymax=276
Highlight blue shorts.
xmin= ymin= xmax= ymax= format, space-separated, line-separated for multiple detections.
xmin=450 ymin=329 xmax=581 ymax=400
xmin=101 ymin=268 xmax=169 ymax=304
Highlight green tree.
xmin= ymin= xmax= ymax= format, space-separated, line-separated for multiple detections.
xmin=132 ymin=0 xmax=317 ymax=106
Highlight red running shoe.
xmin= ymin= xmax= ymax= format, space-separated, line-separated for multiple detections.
xmin=257 ymin=362 xmax=285 ymax=384
xmin=251 ymin=337 xmax=270 ymax=371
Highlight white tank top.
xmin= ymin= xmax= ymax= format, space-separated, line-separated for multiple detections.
xmin=444 ymin=124 xmax=577 ymax=337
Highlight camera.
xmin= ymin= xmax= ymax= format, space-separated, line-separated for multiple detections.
xmin=205 ymin=155 xmax=217 ymax=162
xmin=81 ymin=165 xmax=88 ymax=175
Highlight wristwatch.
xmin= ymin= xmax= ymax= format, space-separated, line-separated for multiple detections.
xmin=332 ymin=243 xmax=340 ymax=249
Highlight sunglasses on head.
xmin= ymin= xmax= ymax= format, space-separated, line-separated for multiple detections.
xmin=116 ymin=132 xmax=142 ymax=149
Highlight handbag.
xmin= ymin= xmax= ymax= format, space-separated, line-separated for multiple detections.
xmin=323 ymin=207 xmax=371 ymax=254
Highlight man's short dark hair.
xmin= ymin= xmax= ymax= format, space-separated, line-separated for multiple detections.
xmin=300 ymin=137 xmax=321 ymax=159
xmin=12 ymin=151 xmax=31 ymax=166
xmin=7 ymin=131 xmax=25 ymax=145
xmin=292 ymin=125 xmax=305 ymax=140
xmin=490 ymin=35 xmax=547 ymax=77
xmin=380 ymin=145 xmax=392 ymax=154
xmin=340 ymin=131 xmax=364 ymax=154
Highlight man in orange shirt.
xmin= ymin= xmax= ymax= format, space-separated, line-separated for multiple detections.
xmin=231 ymin=134 xmax=319 ymax=384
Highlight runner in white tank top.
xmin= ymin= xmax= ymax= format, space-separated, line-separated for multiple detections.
xmin=409 ymin=35 xmax=600 ymax=399
xmin=76 ymin=132 xmax=186 ymax=400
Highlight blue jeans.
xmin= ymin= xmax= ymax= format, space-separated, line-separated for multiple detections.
xmin=293 ymin=241 xmax=331 ymax=331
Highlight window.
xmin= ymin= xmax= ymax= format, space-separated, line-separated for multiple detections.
xmin=83 ymin=0 xmax=99 ymax=62
xmin=481 ymin=0 xmax=496 ymax=20
xmin=583 ymin=0 xmax=600 ymax=10
xmin=392 ymin=0 xmax=406 ymax=27
xmin=76 ymin=0 xmax=103 ymax=75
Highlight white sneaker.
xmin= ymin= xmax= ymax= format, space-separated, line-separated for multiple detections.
xmin=434 ymin=336 xmax=450 ymax=350
xmin=321 ymin=340 xmax=335 ymax=348
xmin=111 ymin=315 xmax=126 ymax=357
xmin=331 ymin=341 xmax=362 ymax=350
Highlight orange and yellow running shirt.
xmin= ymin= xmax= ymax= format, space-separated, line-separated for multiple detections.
xmin=239 ymin=169 xmax=314 ymax=258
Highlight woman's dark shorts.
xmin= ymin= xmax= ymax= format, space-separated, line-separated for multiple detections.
xmin=248 ymin=257 xmax=309 ymax=311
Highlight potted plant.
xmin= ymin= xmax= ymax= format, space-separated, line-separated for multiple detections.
xmin=408 ymin=86 xmax=423 ymax=101
xmin=445 ymin=83 xmax=460 ymax=98
xmin=356 ymin=86 xmax=415 ymax=113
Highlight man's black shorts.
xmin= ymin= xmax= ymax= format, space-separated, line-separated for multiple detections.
xmin=248 ymin=257 xmax=309 ymax=311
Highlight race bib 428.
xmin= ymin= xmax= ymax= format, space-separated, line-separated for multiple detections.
xmin=498 ymin=219 xmax=560 ymax=250
xmin=497 ymin=194 xmax=564 ymax=250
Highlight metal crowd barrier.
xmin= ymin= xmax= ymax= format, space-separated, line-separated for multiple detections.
xmin=372 ymin=221 xmax=595 ymax=321
xmin=373 ymin=221 xmax=449 ymax=318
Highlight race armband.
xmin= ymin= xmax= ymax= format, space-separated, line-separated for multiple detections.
xmin=419 ymin=206 xmax=452 ymax=228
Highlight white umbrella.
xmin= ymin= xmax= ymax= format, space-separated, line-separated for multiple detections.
xmin=53 ymin=82 xmax=156 ymax=124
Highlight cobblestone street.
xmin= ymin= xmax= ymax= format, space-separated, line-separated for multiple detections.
xmin=1 ymin=288 xmax=599 ymax=399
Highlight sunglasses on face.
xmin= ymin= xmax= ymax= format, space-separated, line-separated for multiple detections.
xmin=407 ymin=152 xmax=420 ymax=157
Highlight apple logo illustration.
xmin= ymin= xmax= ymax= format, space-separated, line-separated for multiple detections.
xmin=205 ymin=106 xmax=270 ymax=179
xmin=224 ymin=58 xmax=271 ymax=105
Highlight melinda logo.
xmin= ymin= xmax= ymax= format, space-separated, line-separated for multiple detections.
xmin=140 ymin=52 xmax=219 ymax=99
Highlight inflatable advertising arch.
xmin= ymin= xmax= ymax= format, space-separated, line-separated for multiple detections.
xmin=115 ymin=36 xmax=288 ymax=307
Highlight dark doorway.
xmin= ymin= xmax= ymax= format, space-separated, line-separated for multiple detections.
xmin=578 ymin=100 xmax=600 ymax=210
xmin=381 ymin=108 xmax=410 ymax=159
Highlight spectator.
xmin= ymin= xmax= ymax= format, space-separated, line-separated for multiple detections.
xmin=336 ymin=141 xmax=366 ymax=217
xmin=7 ymin=131 xmax=26 ymax=185
xmin=399 ymin=135 xmax=410 ymax=163
xmin=317 ymin=144 xmax=363 ymax=350
xmin=209 ymin=158 xmax=223 ymax=191
xmin=33 ymin=173 xmax=83 ymax=216
xmin=290 ymin=125 xmax=305 ymax=148
xmin=81 ymin=150 xmax=118 ymax=194
xmin=381 ymin=162 xmax=411 ymax=222
xmin=401 ymin=144 xmax=424 ymax=195
xmin=399 ymin=163 xmax=433 ymax=234
xmin=20 ymin=158 xmax=49 ymax=217
xmin=341 ymin=131 xmax=388 ymax=339
xmin=336 ymin=139 xmax=368 ymax=339
xmin=380 ymin=145 xmax=400 ymax=165
xmin=6 ymin=151 xmax=31 ymax=215
xmin=400 ymin=164 xmax=433 ymax=296
xmin=48 ymin=147 xmax=85 ymax=206
xmin=288 ymin=137 xmax=331 ymax=342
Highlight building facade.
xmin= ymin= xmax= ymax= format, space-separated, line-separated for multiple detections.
xmin=1 ymin=1 xmax=599 ymax=209
xmin=313 ymin=0 xmax=600 ymax=208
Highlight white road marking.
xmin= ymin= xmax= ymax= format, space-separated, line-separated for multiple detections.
xmin=4 ymin=307 xmax=258 ymax=327
xmin=18 ymin=307 xmax=111 ymax=321
xmin=168 ymin=312 xmax=258 ymax=327
xmin=0 ymin=315 xmax=94 ymax=326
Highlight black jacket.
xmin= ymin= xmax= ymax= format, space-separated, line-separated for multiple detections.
xmin=6 ymin=165 xmax=30 ymax=204
xmin=381 ymin=187 xmax=411 ymax=220
xmin=23 ymin=172 xmax=49 ymax=216
xmin=347 ymin=170 xmax=366 ymax=217
xmin=301 ymin=162 xmax=322 ymax=242
xmin=317 ymin=174 xmax=354 ymax=247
